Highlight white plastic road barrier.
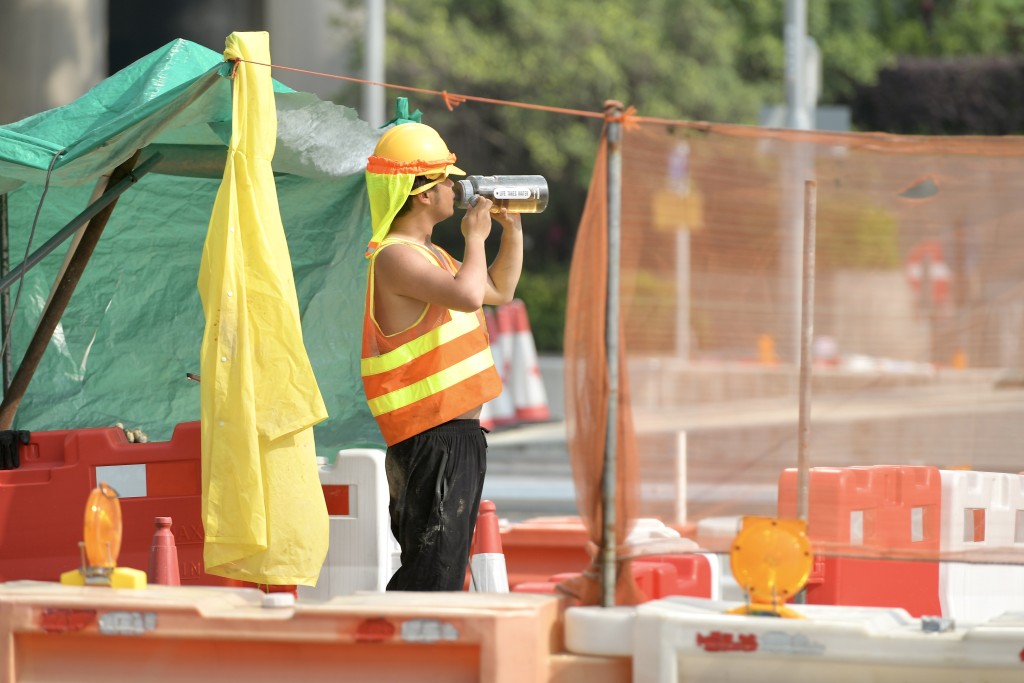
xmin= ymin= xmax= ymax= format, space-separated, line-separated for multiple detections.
xmin=939 ymin=469 xmax=1024 ymax=622
xmin=566 ymin=597 xmax=1024 ymax=683
xmin=298 ymin=448 xmax=397 ymax=600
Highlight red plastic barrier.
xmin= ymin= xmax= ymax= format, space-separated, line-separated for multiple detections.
xmin=0 ymin=422 xmax=236 ymax=586
xmin=500 ymin=517 xmax=591 ymax=589
xmin=501 ymin=516 xmax=717 ymax=601
xmin=512 ymin=554 xmax=715 ymax=601
xmin=509 ymin=581 xmax=559 ymax=595
xmin=778 ymin=465 xmax=942 ymax=616
xmin=636 ymin=554 xmax=716 ymax=600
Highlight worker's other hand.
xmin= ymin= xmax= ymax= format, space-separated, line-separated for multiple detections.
xmin=462 ymin=194 xmax=493 ymax=243
xmin=494 ymin=207 xmax=522 ymax=233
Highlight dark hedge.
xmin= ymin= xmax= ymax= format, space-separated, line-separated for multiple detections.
xmin=849 ymin=56 xmax=1024 ymax=135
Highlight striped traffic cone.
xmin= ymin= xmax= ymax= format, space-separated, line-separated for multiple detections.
xmin=507 ymin=299 xmax=550 ymax=422
xmin=480 ymin=306 xmax=516 ymax=430
xmin=468 ymin=500 xmax=508 ymax=593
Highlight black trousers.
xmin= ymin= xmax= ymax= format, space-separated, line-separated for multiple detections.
xmin=385 ymin=419 xmax=488 ymax=591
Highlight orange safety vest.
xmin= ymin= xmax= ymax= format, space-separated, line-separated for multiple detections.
xmin=361 ymin=239 xmax=501 ymax=446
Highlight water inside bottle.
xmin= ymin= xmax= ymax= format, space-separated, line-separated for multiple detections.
xmin=454 ymin=175 xmax=549 ymax=213
xmin=488 ymin=197 xmax=545 ymax=213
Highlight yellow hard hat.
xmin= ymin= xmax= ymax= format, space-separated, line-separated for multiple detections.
xmin=367 ymin=122 xmax=465 ymax=194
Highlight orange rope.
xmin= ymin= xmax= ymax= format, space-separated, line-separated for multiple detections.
xmin=605 ymin=105 xmax=639 ymax=130
xmin=233 ymin=57 xmax=717 ymax=130
xmin=234 ymin=58 xmax=607 ymax=121
xmin=441 ymin=90 xmax=467 ymax=111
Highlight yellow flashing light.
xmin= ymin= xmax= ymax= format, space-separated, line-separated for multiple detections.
xmin=727 ymin=516 xmax=812 ymax=619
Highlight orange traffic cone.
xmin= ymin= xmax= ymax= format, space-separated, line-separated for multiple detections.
xmin=507 ymin=299 xmax=550 ymax=422
xmin=148 ymin=516 xmax=181 ymax=586
xmin=468 ymin=500 xmax=508 ymax=593
xmin=480 ymin=306 xmax=516 ymax=430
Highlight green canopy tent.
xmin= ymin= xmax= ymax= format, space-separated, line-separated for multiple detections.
xmin=0 ymin=38 xmax=384 ymax=455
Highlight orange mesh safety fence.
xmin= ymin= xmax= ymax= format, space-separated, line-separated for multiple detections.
xmin=567 ymin=118 xmax=1024 ymax=575
xmin=559 ymin=130 xmax=643 ymax=606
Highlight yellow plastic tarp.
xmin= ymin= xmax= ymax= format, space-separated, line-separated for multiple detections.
xmin=197 ymin=31 xmax=329 ymax=586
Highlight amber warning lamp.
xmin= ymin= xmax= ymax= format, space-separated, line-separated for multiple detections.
xmin=726 ymin=516 xmax=812 ymax=619
xmin=60 ymin=483 xmax=147 ymax=589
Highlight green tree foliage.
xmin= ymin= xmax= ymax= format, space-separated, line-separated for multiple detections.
xmin=729 ymin=0 xmax=896 ymax=103
xmin=874 ymin=0 xmax=1024 ymax=56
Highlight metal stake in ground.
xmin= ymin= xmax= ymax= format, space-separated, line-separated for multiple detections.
xmin=797 ymin=178 xmax=817 ymax=523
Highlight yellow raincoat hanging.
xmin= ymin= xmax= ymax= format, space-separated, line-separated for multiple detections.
xmin=197 ymin=31 xmax=328 ymax=586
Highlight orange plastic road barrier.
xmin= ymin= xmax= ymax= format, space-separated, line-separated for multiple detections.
xmin=778 ymin=465 xmax=942 ymax=617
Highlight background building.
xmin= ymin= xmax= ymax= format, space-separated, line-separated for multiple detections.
xmin=1 ymin=0 xmax=356 ymax=124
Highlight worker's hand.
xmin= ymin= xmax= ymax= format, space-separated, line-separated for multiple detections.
xmin=461 ymin=194 xmax=493 ymax=243
xmin=494 ymin=207 xmax=522 ymax=234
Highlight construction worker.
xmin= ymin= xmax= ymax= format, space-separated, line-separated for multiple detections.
xmin=362 ymin=122 xmax=523 ymax=590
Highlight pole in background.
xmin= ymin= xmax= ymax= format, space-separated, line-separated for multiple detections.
xmin=781 ymin=0 xmax=812 ymax=364
xmin=784 ymin=0 xmax=810 ymax=130
xmin=362 ymin=0 xmax=386 ymax=128
xmin=669 ymin=142 xmax=692 ymax=361
xmin=601 ymin=100 xmax=624 ymax=608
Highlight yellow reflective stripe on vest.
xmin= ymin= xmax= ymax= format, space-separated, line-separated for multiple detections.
xmin=366 ymin=347 xmax=495 ymax=416
xmin=361 ymin=309 xmax=479 ymax=377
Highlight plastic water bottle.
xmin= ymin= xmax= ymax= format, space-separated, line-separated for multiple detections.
xmin=454 ymin=175 xmax=549 ymax=213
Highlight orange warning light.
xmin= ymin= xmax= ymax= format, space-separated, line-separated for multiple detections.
xmin=84 ymin=482 xmax=122 ymax=569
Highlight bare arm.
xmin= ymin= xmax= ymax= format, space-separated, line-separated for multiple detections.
xmin=483 ymin=208 xmax=524 ymax=305
xmin=376 ymin=197 xmax=495 ymax=313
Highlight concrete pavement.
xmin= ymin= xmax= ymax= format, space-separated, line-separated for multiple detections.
xmin=483 ymin=357 xmax=1024 ymax=522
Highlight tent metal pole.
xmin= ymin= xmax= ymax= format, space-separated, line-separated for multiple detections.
xmin=0 ymin=152 xmax=161 ymax=298
xmin=602 ymin=101 xmax=624 ymax=608
xmin=0 ymin=151 xmax=144 ymax=429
